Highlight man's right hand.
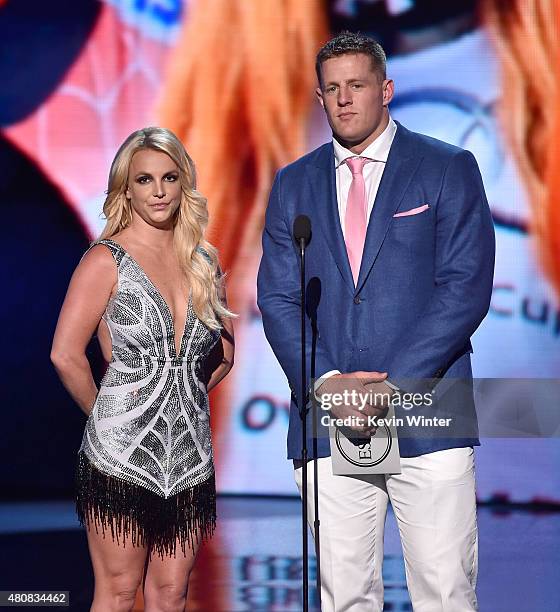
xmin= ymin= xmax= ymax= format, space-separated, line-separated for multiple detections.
xmin=316 ymin=371 xmax=391 ymax=434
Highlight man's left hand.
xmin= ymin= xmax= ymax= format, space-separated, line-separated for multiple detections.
xmin=361 ymin=380 xmax=395 ymax=435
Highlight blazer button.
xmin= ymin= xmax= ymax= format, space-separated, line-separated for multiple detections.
xmin=354 ymin=296 xmax=361 ymax=305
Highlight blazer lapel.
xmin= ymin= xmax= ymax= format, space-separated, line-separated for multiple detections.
xmin=306 ymin=144 xmax=354 ymax=293
xmin=355 ymin=124 xmax=423 ymax=292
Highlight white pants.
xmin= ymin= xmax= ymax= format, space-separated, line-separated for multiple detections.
xmin=294 ymin=447 xmax=478 ymax=612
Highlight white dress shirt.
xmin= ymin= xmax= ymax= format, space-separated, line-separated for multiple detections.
xmin=333 ymin=116 xmax=397 ymax=239
xmin=317 ymin=116 xmax=399 ymax=391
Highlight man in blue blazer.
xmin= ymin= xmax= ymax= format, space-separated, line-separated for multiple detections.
xmin=257 ymin=32 xmax=494 ymax=611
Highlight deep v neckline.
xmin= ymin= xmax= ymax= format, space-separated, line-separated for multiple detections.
xmin=105 ymin=239 xmax=191 ymax=357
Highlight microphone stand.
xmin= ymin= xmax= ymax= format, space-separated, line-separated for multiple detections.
xmin=298 ymin=234 xmax=309 ymax=612
xmin=310 ymin=318 xmax=322 ymax=610
xmin=294 ymin=214 xmax=319 ymax=610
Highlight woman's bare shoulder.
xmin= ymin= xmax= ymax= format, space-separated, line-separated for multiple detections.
xmin=76 ymin=243 xmax=118 ymax=284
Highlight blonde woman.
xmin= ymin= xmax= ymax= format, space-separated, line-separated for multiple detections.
xmin=484 ymin=0 xmax=560 ymax=299
xmin=51 ymin=127 xmax=235 ymax=612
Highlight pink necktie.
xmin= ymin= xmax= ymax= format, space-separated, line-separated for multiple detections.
xmin=345 ymin=157 xmax=369 ymax=284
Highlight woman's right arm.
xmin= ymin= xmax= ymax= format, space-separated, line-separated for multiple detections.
xmin=50 ymin=245 xmax=117 ymax=416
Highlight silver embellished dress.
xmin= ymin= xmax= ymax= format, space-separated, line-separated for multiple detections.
xmin=76 ymin=239 xmax=221 ymax=557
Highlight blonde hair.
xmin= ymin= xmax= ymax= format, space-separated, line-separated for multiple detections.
xmin=100 ymin=126 xmax=235 ymax=329
xmin=484 ymin=0 xmax=560 ymax=296
xmin=157 ymin=0 xmax=327 ymax=273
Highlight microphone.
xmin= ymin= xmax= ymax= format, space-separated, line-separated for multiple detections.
xmin=293 ymin=215 xmax=311 ymax=248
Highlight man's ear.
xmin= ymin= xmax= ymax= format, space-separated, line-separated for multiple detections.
xmin=382 ymin=79 xmax=395 ymax=107
xmin=316 ymin=87 xmax=325 ymax=109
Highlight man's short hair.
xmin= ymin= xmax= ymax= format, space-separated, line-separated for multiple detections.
xmin=316 ymin=31 xmax=387 ymax=86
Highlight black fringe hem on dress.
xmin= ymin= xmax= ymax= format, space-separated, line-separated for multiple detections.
xmin=75 ymin=451 xmax=216 ymax=559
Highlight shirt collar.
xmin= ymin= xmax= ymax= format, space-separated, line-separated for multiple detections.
xmin=333 ymin=116 xmax=397 ymax=168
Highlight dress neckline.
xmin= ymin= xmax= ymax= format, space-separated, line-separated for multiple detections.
xmin=101 ymin=238 xmax=191 ymax=357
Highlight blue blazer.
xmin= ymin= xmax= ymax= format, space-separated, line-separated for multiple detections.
xmin=257 ymin=122 xmax=495 ymax=458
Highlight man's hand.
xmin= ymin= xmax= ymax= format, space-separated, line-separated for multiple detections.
xmin=361 ymin=379 xmax=395 ymax=435
xmin=316 ymin=371 xmax=392 ymax=434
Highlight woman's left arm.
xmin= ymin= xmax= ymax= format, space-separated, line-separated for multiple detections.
xmin=206 ymin=318 xmax=234 ymax=392
xmin=206 ymin=284 xmax=235 ymax=392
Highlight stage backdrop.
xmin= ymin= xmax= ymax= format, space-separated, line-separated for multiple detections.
xmin=1 ymin=0 xmax=559 ymax=502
